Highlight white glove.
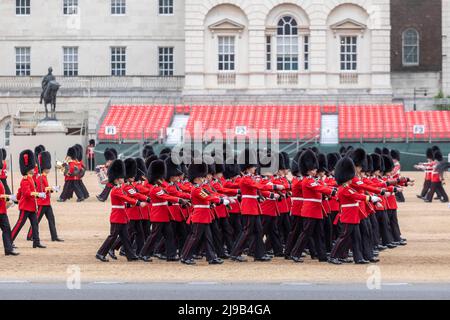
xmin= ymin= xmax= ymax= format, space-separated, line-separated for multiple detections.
xmin=38 ymin=192 xmax=47 ymax=199
xmin=52 ymin=186 xmax=61 ymax=193
xmin=273 ymin=193 xmax=280 ymax=200
xmin=9 ymin=194 xmax=17 ymax=202
xmin=371 ymin=196 xmax=381 ymax=203
xmin=222 ymin=199 xmax=230 ymax=206
xmin=276 ymin=185 xmax=285 ymax=191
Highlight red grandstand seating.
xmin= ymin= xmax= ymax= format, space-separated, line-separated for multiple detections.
xmin=185 ymin=105 xmax=321 ymax=140
xmin=98 ymin=105 xmax=174 ymax=141
xmin=339 ymin=104 xmax=406 ymax=141
xmin=405 ymin=110 xmax=450 ymax=141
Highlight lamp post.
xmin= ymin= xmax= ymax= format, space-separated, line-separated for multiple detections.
xmin=413 ymin=88 xmax=428 ymax=111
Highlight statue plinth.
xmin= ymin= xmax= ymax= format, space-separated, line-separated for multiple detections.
xmin=34 ymin=120 xmax=68 ymax=134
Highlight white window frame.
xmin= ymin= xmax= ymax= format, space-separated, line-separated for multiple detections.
xmin=111 ymin=47 xmax=126 ymax=76
xmin=218 ymin=36 xmax=235 ymax=72
xmin=402 ymin=28 xmax=419 ymax=66
xmin=16 ymin=0 xmax=30 ymax=15
xmin=63 ymin=47 xmax=78 ymax=77
xmin=159 ymin=0 xmax=174 ymax=15
xmin=340 ymin=36 xmax=357 ymax=72
xmin=158 ymin=47 xmax=174 ymax=76
xmin=304 ymin=35 xmax=309 ymax=71
xmin=111 ymin=0 xmax=126 ymax=15
xmin=276 ymin=16 xmax=299 ymax=72
xmin=63 ymin=0 xmax=78 ymax=15
xmin=266 ymin=36 xmax=272 ymax=71
xmin=15 ymin=47 xmax=31 ymax=76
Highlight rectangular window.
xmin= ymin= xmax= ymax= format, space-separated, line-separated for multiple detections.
xmin=63 ymin=0 xmax=78 ymax=15
xmin=111 ymin=47 xmax=126 ymax=76
xmin=304 ymin=35 xmax=309 ymax=71
xmin=159 ymin=0 xmax=173 ymax=15
xmin=218 ymin=36 xmax=235 ymax=71
xmin=277 ymin=35 xmax=299 ymax=71
xmin=340 ymin=36 xmax=357 ymax=71
xmin=111 ymin=0 xmax=126 ymax=15
xmin=15 ymin=47 xmax=31 ymax=76
xmin=63 ymin=47 xmax=78 ymax=76
xmin=159 ymin=47 xmax=174 ymax=76
xmin=266 ymin=36 xmax=272 ymax=71
xmin=16 ymin=0 xmax=30 ymax=15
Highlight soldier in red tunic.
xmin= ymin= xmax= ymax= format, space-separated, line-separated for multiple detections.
xmin=0 ymin=148 xmax=10 ymax=195
xmin=96 ymin=148 xmax=117 ymax=202
xmin=96 ymin=160 xmax=147 ymax=262
xmin=58 ymin=147 xmax=84 ymax=202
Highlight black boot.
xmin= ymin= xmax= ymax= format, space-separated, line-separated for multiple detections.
xmin=96 ymin=185 xmax=112 ymax=202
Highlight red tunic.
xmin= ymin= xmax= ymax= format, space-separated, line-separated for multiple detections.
xmin=300 ymin=177 xmax=333 ymax=219
xmin=122 ymin=182 xmax=149 ymax=221
xmin=189 ymin=185 xmax=221 ymax=224
xmin=239 ymin=175 xmax=277 ymax=216
xmin=165 ymin=182 xmax=190 ymax=222
xmin=18 ymin=175 xmax=37 ymax=212
xmin=148 ymin=185 xmax=180 ymax=223
xmin=109 ymin=186 xmax=138 ymax=224
xmin=337 ymin=185 xmax=369 ymax=224
xmin=290 ymin=176 xmax=304 ymax=217
xmin=0 ymin=182 xmax=6 ymax=215
xmin=35 ymin=174 xmax=51 ymax=206
xmin=0 ymin=161 xmax=7 ymax=180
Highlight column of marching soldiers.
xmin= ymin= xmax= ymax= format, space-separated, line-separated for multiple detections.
xmin=5 ymin=143 xmax=448 ymax=264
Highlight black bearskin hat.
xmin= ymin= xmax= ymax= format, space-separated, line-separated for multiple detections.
xmin=143 ymin=145 xmax=155 ymax=159
xmin=382 ymin=155 xmax=394 ymax=174
xmin=124 ymin=158 xmax=137 ymax=180
xmin=238 ymin=148 xmax=258 ymax=172
xmin=135 ymin=158 xmax=147 ymax=181
xmin=382 ymin=147 xmax=390 ymax=156
xmin=281 ymin=152 xmax=290 ymax=170
xmin=89 ymin=139 xmax=96 ymax=146
xmin=291 ymin=159 xmax=300 ymax=176
xmin=165 ymin=157 xmax=183 ymax=179
xmin=327 ymin=153 xmax=341 ymax=172
xmin=148 ymin=160 xmax=166 ymax=184
xmin=374 ymin=147 xmax=382 ymax=155
xmin=104 ymin=149 xmax=116 ymax=162
xmin=34 ymin=145 xmax=45 ymax=158
xmin=145 ymin=154 xmax=158 ymax=171
xmin=434 ymin=150 xmax=444 ymax=162
xmin=1 ymin=148 xmax=6 ymax=161
xmin=365 ymin=155 xmax=373 ymax=173
xmin=432 ymin=146 xmax=441 ymax=153
xmin=391 ymin=149 xmax=400 ymax=161
xmin=317 ymin=153 xmax=328 ymax=173
xmin=66 ymin=147 xmax=77 ymax=159
xmin=259 ymin=152 xmax=275 ymax=175
xmin=214 ymin=163 xmax=225 ymax=175
xmin=159 ymin=153 xmax=169 ymax=161
xmin=159 ymin=147 xmax=172 ymax=156
xmin=73 ymin=144 xmax=83 ymax=161
xmin=349 ymin=148 xmax=367 ymax=168
xmin=339 ymin=146 xmax=347 ymax=156
xmin=224 ymin=160 xmax=240 ymax=179
xmin=38 ymin=151 xmax=52 ymax=172
xmin=426 ymin=148 xmax=434 ymax=160
xmin=108 ymin=148 xmax=118 ymax=160
xmin=299 ymin=149 xmax=319 ymax=176
xmin=19 ymin=150 xmax=36 ymax=176
xmin=335 ymin=157 xmax=356 ymax=185
xmin=188 ymin=162 xmax=208 ymax=183
xmin=107 ymin=160 xmax=125 ymax=183
xmin=371 ymin=153 xmax=383 ymax=173
xmin=311 ymin=147 xmax=319 ymax=154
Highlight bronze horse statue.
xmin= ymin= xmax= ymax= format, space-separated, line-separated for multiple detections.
xmin=41 ymin=80 xmax=60 ymax=119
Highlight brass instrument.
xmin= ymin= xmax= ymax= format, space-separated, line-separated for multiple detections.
xmin=95 ymin=165 xmax=108 ymax=184
xmin=56 ymin=160 xmax=69 ymax=175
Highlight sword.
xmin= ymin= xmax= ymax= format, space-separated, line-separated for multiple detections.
xmin=9 ymin=153 xmax=14 ymax=194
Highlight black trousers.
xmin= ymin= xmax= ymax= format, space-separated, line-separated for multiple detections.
xmin=182 ymin=223 xmax=217 ymax=261
xmin=291 ymin=217 xmax=326 ymax=260
xmin=140 ymin=222 xmax=176 ymax=258
xmin=261 ymin=215 xmax=283 ymax=255
xmin=11 ymin=210 xmax=40 ymax=245
xmin=284 ymin=216 xmax=303 ymax=256
xmin=97 ymin=223 xmax=134 ymax=259
xmin=395 ymin=192 xmax=405 ymax=203
xmin=217 ymin=217 xmax=235 ymax=252
xmin=171 ymin=221 xmax=188 ymax=252
xmin=426 ymin=182 xmax=449 ymax=202
xmin=387 ymin=209 xmax=402 ymax=242
xmin=229 ymin=214 xmax=242 ymax=243
xmin=420 ymin=180 xmax=431 ymax=198
xmin=331 ymin=224 xmax=363 ymax=261
xmin=26 ymin=206 xmax=58 ymax=241
xmin=97 ymin=185 xmax=112 ymax=201
xmin=0 ymin=179 xmax=11 ymax=195
xmin=87 ymin=157 xmax=95 ymax=171
xmin=0 ymin=215 xmax=14 ymax=254
xmin=323 ymin=215 xmax=333 ymax=253
xmin=210 ymin=219 xmax=226 ymax=257
xmin=75 ymin=180 xmax=90 ymax=199
xmin=59 ymin=180 xmax=84 ymax=200
xmin=231 ymin=215 xmax=265 ymax=259
xmin=359 ymin=218 xmax=374 ymax=260
xmin=142 ymin=220 xmax=151 ymax=239
xmin=376 ymin=210 xmax=394 ymax=245
xmin=277 ymin=213 xmax=291 ymax=245
xmin=329 ymin=211 xmax=340 ymax=241
xmin=112 ymin=220 xmax=145 ymax=255
xmin=369 ymin=213 xmax=380 ymax=247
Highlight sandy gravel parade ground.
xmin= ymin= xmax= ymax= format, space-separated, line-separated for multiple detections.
xmin=1 ymin=171 xmax=450 ymax=285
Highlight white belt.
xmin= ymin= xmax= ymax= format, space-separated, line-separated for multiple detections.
xmin=291 ymin=197 xmax=304 ymax=201
xmin=172 ymin=203 xmax=180 ymax=206
xmin=229 ymin=196 xmax=238 ymax=200
xmin=303 ymin=198 xmax=322 ymax=203
xmin=242 ymin=195 xmax=258 ymax=199
xmin=341 ymin=203 xmax=360 ymax=208
xmin=152 ymin=202 xmax=168 ymax=207
xmin=193 ymin=205 xmax=211 ymax=209
xmin=112 ymin=205 xmax=125 ymax=209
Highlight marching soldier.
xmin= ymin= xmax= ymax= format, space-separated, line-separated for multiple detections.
xmin=11 ymin=150 xmax=46 ymax=249
xmin=74 ymin=144 xmax=89 ymax=201
xmin=96 ymin=159 xmax=147 ymax=262
xmin=425 ymin=150 xmax=449 ymax=203
xmin=96 ymin=148 xmax=117 ymax=202
xmin=58 ymin=147 xmax=84 ymax=202
xmin=26 ymin=151 xmax=63 ymax=242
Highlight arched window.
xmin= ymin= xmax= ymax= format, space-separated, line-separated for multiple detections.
xmin=403 ymin=28 xmax=419 ymax=66
xmin=277 ymin=16 xmax=298 ymax=71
